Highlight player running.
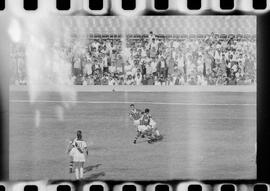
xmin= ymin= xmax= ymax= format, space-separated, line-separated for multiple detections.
xmin=68 ymin=130 xmax=88 ymax=180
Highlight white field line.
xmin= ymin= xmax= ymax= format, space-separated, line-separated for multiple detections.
xmin=9 ymin=99 xmax=256 ymax=106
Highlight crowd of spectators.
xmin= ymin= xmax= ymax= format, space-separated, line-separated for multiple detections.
xmin=10 ymin=32 xmax=256 ymax=86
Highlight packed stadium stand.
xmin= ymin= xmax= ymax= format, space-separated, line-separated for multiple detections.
xmin=10 ymin=16 xmax=256 ymax=86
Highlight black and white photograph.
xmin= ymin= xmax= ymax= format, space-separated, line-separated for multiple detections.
xmin=8 ymin=15 xmax=256 ymax=180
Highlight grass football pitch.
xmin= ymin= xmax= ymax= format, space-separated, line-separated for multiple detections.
xmin=9 ymin=90 xmax=256 ymax=180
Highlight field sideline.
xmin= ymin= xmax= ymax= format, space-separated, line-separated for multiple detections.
xmin=9 ymin=88 xmax=256 ymax=180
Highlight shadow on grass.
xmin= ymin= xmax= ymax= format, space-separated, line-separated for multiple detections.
xmin=84 ymin=171 xmax=106 ymax=180
xmin=136 ymin=135 xmax=164 ymax=144
xmin=84 ymin=164 xmax=102 ymax=173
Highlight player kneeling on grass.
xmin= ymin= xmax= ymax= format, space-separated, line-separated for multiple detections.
xmin=68 ymin=130 xmax=88 ymax=180
xmin=133 ymin=108 xmax=161 ymax=144
xmin=145 ymin=109 xmax=161 ymax=141
xmin=134 ymin=124 xmax=152 ymax=143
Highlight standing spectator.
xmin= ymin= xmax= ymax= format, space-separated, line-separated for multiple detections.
xmin=92 ymin=39 xmax=100 ymax=51
xmin=92 ymin=59 xmax=101 ymax=74
xmin=150 ymin=58 xmax=157 ymax=76
xmin=73 ymin=57 xmax=82 ymax=77
xmin=102 ymin=54 xmax=109 ymax=73
xmin=220 ymin=54 xmax=227 ymax=77
xmin=101 ymin=73 xmax=109 ymax=85
xmin=135 ymin=72 xmax=142 ymax=85
xmin=226 ymin=58 xmax=232 ymax=78
xmin=158 ymin=56 xmax=167 ymax=77
xmin=126 ymin=75 xmax=135 ymax=85
xmin=94 ymin=73 xmax=101 ymax=85
xmin=148 ymin=31 xmax=156 ymax=44
xmin=141 ymin=61 xmax=147 ymax=78
xmin=84 ymin=61 xmax=92 ymax=77
xmin=197 ymin=55 xmax=204 ymax=74
xmin=146 ymin=62 xmax=152 ymax=76
xmin=167 ymin=55 xmax=175 ymax=78
xmin=149 ymin=41 xmax=158 ymax=59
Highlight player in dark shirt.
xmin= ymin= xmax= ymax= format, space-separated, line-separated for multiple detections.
xmin=128 ymin=104 xmax=143 ymax=125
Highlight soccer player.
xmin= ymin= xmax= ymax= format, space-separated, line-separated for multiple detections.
xmin=128 ymin=104 xmax=143 ymax=126
xmin=133 ymin=108 xmax=161 ymax=144
xmin=133 ymin=108 xmax=153 ymax=144
xmin=148 ymin=113 xmax=161 ymax=138
xmin=69 ymin=130 xmax=88 ymax=180
xmin=143 ymin=108 xmax=160 ymax=136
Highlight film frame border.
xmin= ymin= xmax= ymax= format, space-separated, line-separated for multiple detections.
xmin=0 ymin=0 xmax=270 ymax=14
xmin=1 ymin=181 xmax=270 ymax=191
xmin=0 ymin=0 xmax=269 ymax=188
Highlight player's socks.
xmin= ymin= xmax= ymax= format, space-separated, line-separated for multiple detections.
xmin=134 ymin=134 xmax=139 ymax=144
xmin=75 ymin=168 xmax=79 ymax=180
xmin=80 ymin=167 xmax=84 ymax=179
xmin=69 ymin=161 xmax=73 ymax=173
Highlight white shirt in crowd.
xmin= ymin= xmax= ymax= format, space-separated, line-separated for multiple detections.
xmin=197 ymin=58 xmax=204 ymax=73
xmin=92 ymin=41 xmax=100 ymax=50
xmin=150 ymin=41 xmax=158 ymax=50
xmin=151 ymin=60 xmax=157 ymax=73
xmin=146 ymin=63 xmax=152 ymax=75
xmin=227 ymin=61 xmax=231 ymax=69
xmin=84 ymin=63 xmax=92 ymax=75
xmin=103 ymin=56 xmax=108 ymax=67
xmin=179 ymin=76 xmax=185 ymax=85
xmin=135 ymin=74 xmax=142 ymax=85
xmin=214 ymin=50 xmax=220 ymax=61
xmin=172 ymin=51 xmax=176 ymax=60
xmin=74 ymin=58 xmax=81 ymax=69
xmin=109 ymin=78 xmax=116 ymax=85
xmin=131 ymin=67 xmax=137 ymax=76
xmin=141 ymin=49 xmax=147 ymax=58
xmin=232 ymin=64 xmax=238 ymax=72
xmin=160 ymin=60 xmax=165 ymax=68
xmin=173 ymin=41 xmax=180 ymax=49
xmin=177 ymin=56 xmax=184 ymax=68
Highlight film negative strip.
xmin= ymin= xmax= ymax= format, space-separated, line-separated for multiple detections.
xmin=0 ymin=0 xmax=270 ymax=191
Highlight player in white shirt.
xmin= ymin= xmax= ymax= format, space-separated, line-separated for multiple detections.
xmin=69 ymin=130 xmax=88 ymax=180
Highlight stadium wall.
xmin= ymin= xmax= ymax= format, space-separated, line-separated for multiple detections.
xmin=10 ymin=85 xmax=256 ymax=92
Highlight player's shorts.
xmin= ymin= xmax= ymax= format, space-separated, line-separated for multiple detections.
xmin=137 ymin=125 xmax=151 ymax=133
xmin=133 ymin=119 xmax=140 ymax=126
xmin=69 ymin=148 xmax=86 ymax=162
